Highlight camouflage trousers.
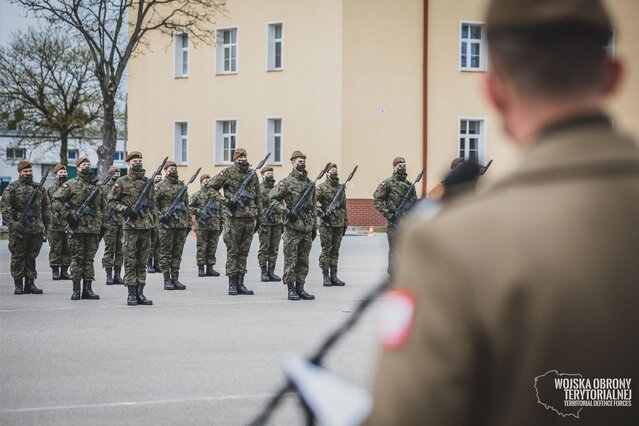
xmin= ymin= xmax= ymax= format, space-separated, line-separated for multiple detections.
xmin=148 ymin=227 xmax=161 ymax=264
xmin=195 ymin=228 xmax=221 ymax=266
xmin=48 ymin=229 xmax=71 ymax=267
xmin=387 ymin=223 xmax=398 ymax=275
xmin=9 ymin=233 xmax=44 ymax=280
xmin=282 ymin=227 xmax=313 ymax=285
xmin=122 ymin=229 xmax=152 ymax=286
xmin=258 ymin=224 xmax=283 ymax=268
xmin=159 ymin=227 xmax=190 ymax=272
xmin=319 ymin=223 xmax=344 ymax=271
xmin=223 ymin=217 xmax=255 ymax=276
xmin=101 ymin=225 xmax=123 ymax=268
xmin=69 ymin=233 xmax=100 ymax=280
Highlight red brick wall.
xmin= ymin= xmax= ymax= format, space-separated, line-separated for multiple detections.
xmin=346 ymin=199 xmax=387 ymax=226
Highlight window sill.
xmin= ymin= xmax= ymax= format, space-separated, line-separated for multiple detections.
xmin=459 ymin=67 xmax=486 ymax=73
xmin=214 ymin=163 xmax=233 ymax=167
xmin=266 ymin=163 xmax=283 ymax=166
xmin=216 ymin=72 xmax=238 ymax=76
xmin=174 ymin=75 xmax=189 ymax=79
xmin=267 ymin=68 xmax=284 ymax=73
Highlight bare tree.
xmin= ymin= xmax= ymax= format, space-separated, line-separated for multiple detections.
xmin=0 ymin=28 xmax=102 ymax=166
xmin=12 ymin=0 xmax=227 ymax=175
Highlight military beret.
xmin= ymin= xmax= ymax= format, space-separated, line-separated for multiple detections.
xmin=393 ymin=157 xmax=406 ymax=167
xmin=486 ymin=0 xmax=611 ymax=31
xmin=164 ymin=160 xmax=177 ymax=170
xmin=290 ymin=150 xmax=306 ymax=160
xmin=53 ymin=164 xmax=67 ymax=174
xmin=261 ymin=166 xmax=274 ymax=174
xmin=450 ymin=157 xmax=465 ymax=170
xmin=126 ymin=151 xmax=142 ymax=162
xmin=108 ymin=166 xmax=119 ymax=174
xmin=17 ymin=160 xmax=32 ymax=172
xmin=233 ymin=148 xmax=247 ymax=160
xmin=327 ymin=163 xmax=337 ymax=170
xmin=200 ymin=174 xmax=211 ymax=183
xmin=75 ymin=156 xmax=90 ymax=167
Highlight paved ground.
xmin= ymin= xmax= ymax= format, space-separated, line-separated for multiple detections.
xmin=0 ymin=232 xmax=389 ymax=426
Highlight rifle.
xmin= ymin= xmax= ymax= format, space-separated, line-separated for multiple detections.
xmin=197 ymin=198 xmax=221 ymax=226
xmin=263 ymin=207 xmax=277 ymax=224
xmin=10 ymin=170 xmax=50 ymax=239
xmin=159 ymin=167 xmax=201 ymax=229
xmin=64 ymin=174 xmax=111 ymax=233
xmin=322 ymin=165 xmax=358 ymax=223
xmin=479 ymin=159 xmax=493 ymax=176
xmin=224 ymin=152 xmax=271 ymax=216
xmin=389 ymin=166 xmax=425 ymax=226
xmin=124 ymin=157 xmax=168 ymax=228
xmin=104 ymin=208 xmax=119 ymax=225
xmin=284 ymin=163 xmax=332 ymax=228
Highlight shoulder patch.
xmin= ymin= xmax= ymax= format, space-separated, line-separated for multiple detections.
xmin=379 ymin=288 xmax=416 ymax=350
xmin=62 ymin=183 xmax=68 ymax=188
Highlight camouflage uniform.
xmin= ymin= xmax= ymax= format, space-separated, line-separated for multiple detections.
xmin=147 ymin=179 xmax=162 ymax=272
xmin=189 ymin=187 xmax=224 ymax=276
xmin=47 ymin=179 xmax=72 ymax=278
xmin=316 ymin=175 xmax=348 ymax=285
xmin=258 ymin=177 xmax=283 ymax=280
xmin=373 ymin=172 xmax=417 ymax=275
xmin=101 ymin=178 xmax=124 ymax=283
xmin=1 ymin=175 xmax=50 ymax=294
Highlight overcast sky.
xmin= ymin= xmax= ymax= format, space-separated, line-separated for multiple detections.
xmin=0 ymin=0 xmax=42 ymax=46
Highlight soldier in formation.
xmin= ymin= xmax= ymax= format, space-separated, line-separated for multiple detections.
xmin=257 ymin=166 xmax=282 ymax=282
xmin=47 ymin=164 xmax=71 ymax=281
xmin=146 ymin=174 xmax=162 ymax=273
xmin=101 ymin=166 xmax=124 ymax=285
xmin=189 ymin=174 xmax=223 ymax=277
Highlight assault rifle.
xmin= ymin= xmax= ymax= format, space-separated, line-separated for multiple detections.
xmin=160 ymin=167 xmax=201 ymax=229
xmin=322 ymin=165 xmax=358 ymax=223
xmin=480 ymin=159 xmax=493 ymax=176
xmin=65 ymin=174 xmax=111 ymax=233
xmin=104 ymin=207 xmax=119 ymax=225
xmin=10 ymin=170 xmax=49 ymax=239
xmin=389 ymin=166 xmax=425 ymax=226
xmin=124 ymin=157 xmax=168 ymax=228
xmin=263 ymin=207 xmax=277 ymax=224
xmin=284 ymin=163 xmax=332 ymax=228
xmin=197 ymin=198 xmax=221 ymax=225
xmin=224 ymin=152 xmax=271 ymax=216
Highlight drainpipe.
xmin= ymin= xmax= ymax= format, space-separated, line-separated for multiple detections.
xmin=422 ymin=0 xmax=429 ymax=197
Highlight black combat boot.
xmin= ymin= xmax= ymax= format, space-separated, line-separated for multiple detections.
xmin=236 ymin=274 xmax=254 ymax=295
xmin=127 ymin=285 xmax=138 ymax=306
xmin=105 ymin=267 xmax=114 ymax=285
xmin=198 ymin=265 xmax=206 ymax=277
xmin=171 ymin=271 xmax=186 ymax=290
xmin=14 ymin=278 xmax=24 ymax=295
xmin=330 ymin=267 xmax=345 ymax=286
xmin=146 ymin=259 xmax=155 ymax=273
xmin=153 ymin=261 xmax=162 ymax=273
xmin=81 ymin=280 xmax=100 ymax=300
xmin=260 ymin=266 xmax=270 ymax=282
xmin=60 ymin=266 xmax=71 ymax=280
xmin=71 ymin=280 xmax=81 ymax=300
xmin=322 ymin=270 xmax=332 ymax=287
xmin=295 ymin=282 xmax=315 ymax=300
xmin=228 ymin=275 xmax=238 ymax=296
xmin=136 ymin=284 xmax=153 ymax=305
xmin=25 ymin=278 xmax=43 ymax=294
xmin=287 ymin=283 xmax=300 ymax=301
xmin=206 ymin=265 xmax=220 ymax=277
xmin=113 ymin=267 xmax=124 ymax=284
xmin=163 ymin=272 xmax=175 ymax=290
xmin=52 ymin=267 xmax=60 ymax=280
xmin=268 ymin=263 xmax=281 ymax=282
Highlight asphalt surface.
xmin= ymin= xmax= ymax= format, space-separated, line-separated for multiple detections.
xmin=0 ymin=232 xmax=389 ymax=426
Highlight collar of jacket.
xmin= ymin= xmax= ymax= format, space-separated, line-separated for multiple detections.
xmin=166 ymin=175 xmax=180 ymax=184
xmin=327 ymin=178 xmax=340 ymax=187
xmin=291 ymin=169 xmax=308 ymax=181
xmin=263 ymin=180 xmax=275 ymax=190
xmin=130 ymin=169 xmax=146 ymax=180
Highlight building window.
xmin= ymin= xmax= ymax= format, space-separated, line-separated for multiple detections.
xmin=113 ymin=151 xmax=124 ymax=161
xmin=215 ymin=120 xmax=237 ymax=163
xmin=267 ymin=23 xmax=283 ymax=71
xmin=216 ymin=28 xmax=238 ymax=74
xmin=266 ymin=118 xmax=282 ymax=163
xmin=459 ymin=119 xmax=486 ymax=163
xmin=67 ymin=149 xmax=79 ymax=160
xmin=174 ymin=122 xmax=188 ymax=164
xmin=6 ymin=147 xmax=26 ymax=160
xmin=174 ymin=33 xmax=189 ymax=77
xmin=460 ymin=22 xmax=486 ymax=71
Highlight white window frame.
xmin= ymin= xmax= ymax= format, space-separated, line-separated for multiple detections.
xmin=174 ymin=121 xmax=189 ymax=165
xmin=458 ymin=117 xmax=487 ymax=164
xmin=174 ymin=32 xmax=189 ymax=77
xmin=67 ymin=149 xmax=79 ymax=160
xmin=459 ymin=21 xmax=487 ymax=72
xmin=265 ymin=117 xmax=283 ymax=164
xmin=214 ymin=118 xmax=238 ymax=164
xmin=6 ymin=147 xmax=26 ymax=160
xmin=215 ymin=27 xmax=238 ymax=75
xmin=266 ymin=22 xmax=284 ymax=71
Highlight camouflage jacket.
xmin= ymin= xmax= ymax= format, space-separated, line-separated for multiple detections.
xmin=156 ymin=175 xmax=191 ymax=229
xmin=269 ymin=169 xmax=316 ymax=233
xmin=316 ymin=178 xmax=348 ymax=227
xmin=47 ymin=179 xmax=67 ymax=232
xmin=207 ymin=163 xmax=262 ymax=219
xmin=373 ymin=174 xmax=417 ymax=222
xmin=189 ymin=187 xmax=224 ymax=231
xmin=51 ymin=174 xmax=104 ymax=234
xmin=260 ymin=179 xmax=283 ymax=225
xmin=1 ymin=177 xmax=51 ymax=234
xmin=101 ymin=179 xmax=122 ymax=228
xmin=107 ymin=169 xmax=157 ymax=229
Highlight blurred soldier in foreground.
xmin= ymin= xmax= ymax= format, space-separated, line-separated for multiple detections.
xmin=258 ymin=166 xmax=282 ymax=282
xmin=101 ymin=166 xmax=124 ymax=285
xmin=366 ymin=0 xmax=638 ymax=425
xmin=190 ymin=174 xmax=224 ymax=278
xmin=47 ymin=164 xmax=71 ymax=280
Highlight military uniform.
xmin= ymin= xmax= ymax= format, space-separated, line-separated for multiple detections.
xmin=189 ymin=176 xmax=224 ymax=277
xmin=147 ymin=178 xmax=162 ymax=273
xmin=316 ymin=169 xmax=348 ymax=286
xmin=257 ymin=168 xmax=283 ymax=282
xmin=373 ymin=159 xmax=417 ymax=276
xmin=51 ymin=158 xmax=104 ymax=300
xmin=101 ymin=168 xmax=124 ymax=285
xmin=47 ymin=167 xmax=72 ymax=280
xmin=0 ymin=161 xmax=50 ymax=294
